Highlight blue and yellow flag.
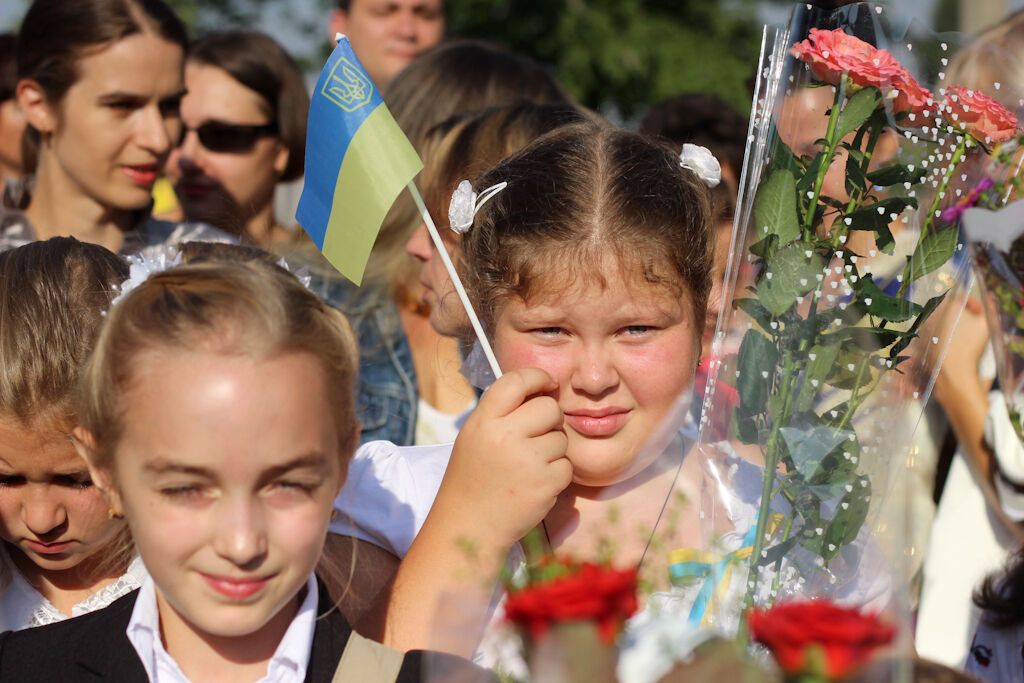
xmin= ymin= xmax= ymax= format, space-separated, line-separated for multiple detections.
xmin=296 ymin=36 xmax=422 ymax=285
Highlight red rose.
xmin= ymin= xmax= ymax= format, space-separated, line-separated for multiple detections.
xmin=504 ymin=561 xmax=639 ymax=644
xmin=940 ymin=86 xmax=1019 ymax=145
xmin=791 ymin=28 xmax=932 ymax=117
xmin=749 ymin=600 xmax=895 ymax=679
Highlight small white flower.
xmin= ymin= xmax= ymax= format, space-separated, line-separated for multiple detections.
xmin=448 ymin=180 xmax=508 ymax=234
xmin=679 ymin=143 xmax=721 ymax=188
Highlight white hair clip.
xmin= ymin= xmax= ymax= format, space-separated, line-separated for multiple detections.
xmin=110 ymin=245 xmax=183 ymax=309
xmin=679 ymin=143 xmax=722 ymax=188
xmin=448 ymin=180 xmax=509 ymax=234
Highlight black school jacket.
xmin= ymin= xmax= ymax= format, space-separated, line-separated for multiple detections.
xmin=0 ymin=581 xmax=492 ymax=682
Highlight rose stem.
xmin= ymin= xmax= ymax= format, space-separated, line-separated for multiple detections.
xmin=897 ymin=133 xmax=968 ymax=299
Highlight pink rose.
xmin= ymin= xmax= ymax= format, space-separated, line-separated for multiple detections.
xmin=791 ymin=28 xmax=932 ymax=116
xmin=941 ymin=86 xmax=1019 ymax=145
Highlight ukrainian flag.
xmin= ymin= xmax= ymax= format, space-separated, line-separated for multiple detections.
xmin=296 ymin=36 xmax=422 ymax=285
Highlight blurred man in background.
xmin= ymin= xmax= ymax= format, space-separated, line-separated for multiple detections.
xmin=329 ymin=0 xmax=445 ymax=87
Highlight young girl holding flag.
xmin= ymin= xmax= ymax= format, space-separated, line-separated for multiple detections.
xmin=334 ymin=121 xmax=719 ymax=654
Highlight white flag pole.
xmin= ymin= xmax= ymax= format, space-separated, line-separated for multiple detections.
xmin=407 ymin=181 xmax=503 ymax=379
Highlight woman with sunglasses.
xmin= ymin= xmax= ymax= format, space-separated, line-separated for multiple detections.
xmin=170 ymin=30 xmax=309 ymax=249
xmin=1 ymin=0 xmax=230 ymax=255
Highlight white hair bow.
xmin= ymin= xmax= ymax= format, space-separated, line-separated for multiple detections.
xmin=448 ymin=180 xmax=509 ymax=234
xmin=679 ymin=143 xmax=722 ymax=188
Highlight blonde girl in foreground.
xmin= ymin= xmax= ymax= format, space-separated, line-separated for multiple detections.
xmin=0 ymin=259 xmax=487 ymax=681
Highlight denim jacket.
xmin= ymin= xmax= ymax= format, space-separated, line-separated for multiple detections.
xmin=298 ymin=254 xmax=418 ymax=447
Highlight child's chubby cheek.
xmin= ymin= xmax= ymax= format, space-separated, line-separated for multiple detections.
xmin=496 ymin=343 xmax=573 ymax=394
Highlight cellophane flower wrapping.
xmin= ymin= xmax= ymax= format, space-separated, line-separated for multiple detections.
xmin=960 ymin=141 xmax=1024 ymax=515
xmin=657 ymin=2 xmax=1011 ymax=670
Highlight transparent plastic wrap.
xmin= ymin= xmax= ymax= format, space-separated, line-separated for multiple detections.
xmin=961 ymin=139 xmax=1024 ymax=517
xmin=420 ymin=381 xmax=705 ymax=683
xmin=670 ymin=0 xmax=1012 ymax=659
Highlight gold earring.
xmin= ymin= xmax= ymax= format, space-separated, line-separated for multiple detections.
xmin=330 ymin=508 xmax=341 ymax=522
xmin=107 ymin=507 xmax=123 ymax=520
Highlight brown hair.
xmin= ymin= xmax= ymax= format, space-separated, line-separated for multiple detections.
xmin=77 ymin=260 xmax=359 ymax=470
xmin=639 ymin=93 xmax=749 ymax=184
xmin=188 ymin=30 xmax=309 ymax=182
xmin=16 ymin=0 xmax=188 ymax=174
xmin=462 ymin=122 xmax=714 ymax=331
xmin=363 ymin=39 xmax=573 ymax=299
xmin=0 ymin=237 xmax=133 ymax=585
xmin=0 ymin=237 xmax=128 ymax=430
xmin=421 ymin=102 xmax=593 ymax=234
xmin=0 ymin=34 xmax=16 ymax=103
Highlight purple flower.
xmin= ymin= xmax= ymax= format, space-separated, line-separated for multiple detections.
xmin=942 ymin=177 xmax=996 ymax=224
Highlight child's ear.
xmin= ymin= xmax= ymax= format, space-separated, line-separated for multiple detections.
xmin=71 ymin=427 xmax=124 ymax=515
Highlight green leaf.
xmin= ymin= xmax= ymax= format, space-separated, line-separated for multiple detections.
xmin=823 ymin=476 xmax=872 ymax=560
xmin=754 ymin=170 xmax=800 ymax=246
xmin=756 ymin=244 xmax=825 ymax=315
xmin=843 ymin=197 xmax=915 ymax=254
xmin=903 ymin=226 xmax=959 ymax=285
xmin=845 ymin=151 xmax=870 ymax=198
xmin=866 ymin=163 xmax=928 ymax=187
xmin=796 ymin=343 xmax=841 ymax=413
xmin=736 ymin=329 xmax=778 ymax=416
xmin=772 ymin=138 xmax=801 ymax=177
xmin=732 ymin=408 xmax=760 ymax=444
xmin=855 ymin=278 xmax=923 ymax=323
xmin=889 ymin=292 xmax=947 ymax=358
xmin=734 ymin=297 xmax=774 ymax=334
xmin=840 ymin=327 xmax=902 ymax=353
xmin=836 ymin=87 xmax=881 ymax=140
xmin=759 ymin=534 xmax=800 ymax=567
xmin=749 ymin=234 xmax=778 ymax=260
xmin=781 ymin=424 xmax=852 ymax=482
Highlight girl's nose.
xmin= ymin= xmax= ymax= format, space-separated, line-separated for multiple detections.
xmin=22 ymin=488 xmax=67 ymax=538
xmin=570 ymin=344 xmax=619 ymax=397
xmin=213 ymin=499 xmax=268 ymax=567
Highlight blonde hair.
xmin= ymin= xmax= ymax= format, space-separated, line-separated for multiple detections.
xmin=0 ymin=238 xmax=128 ymax=430
xmin=946 ymin=10 xmax=1024 ymax=109
xmin=78 ymin=260 xmax=360 ymax=469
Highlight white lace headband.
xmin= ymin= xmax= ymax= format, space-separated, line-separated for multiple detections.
xmin=108 ymin=244 xmax=312 ymax=310
xmin=448 ymin=180 xmax=508 ymax=234
xmin=679 ymin=143 xmax=722 ymax=188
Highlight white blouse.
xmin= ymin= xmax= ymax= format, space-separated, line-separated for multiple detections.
xmin=0 ymin=544 xmax=146 ymax=632
xmin=126 ymin=574 xmax=318 ymax=683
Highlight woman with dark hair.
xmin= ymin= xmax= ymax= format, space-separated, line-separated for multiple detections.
xmin=169 ymin=30 xmax=310 ymax=249
xmin=2 ymin=0 xmax=229 ymax=254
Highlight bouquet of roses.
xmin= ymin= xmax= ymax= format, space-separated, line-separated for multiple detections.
xmin=690 ymin=0 xmax=1019 ymax=628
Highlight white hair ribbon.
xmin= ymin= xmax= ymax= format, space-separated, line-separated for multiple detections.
xmin=448 ymin=180 xmax=509 ymax=234
xmin=679 ymin=143 xmax=722 ymax=188
xmin=110 ymin=245 xmax=183 ymax=309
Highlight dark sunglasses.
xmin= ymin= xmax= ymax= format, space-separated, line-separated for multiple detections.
xmin=178 ymin=120 xmax=278 ymax=153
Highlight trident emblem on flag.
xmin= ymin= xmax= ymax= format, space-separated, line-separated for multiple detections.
xmin=322 ymin=58 xmax=373 ymax=112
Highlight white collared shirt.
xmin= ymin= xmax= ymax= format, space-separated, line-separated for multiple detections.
xmin=126 ymin=574 xmax=318 ymax=683
xmin=0 ymin=545 xmax=147 ymax=631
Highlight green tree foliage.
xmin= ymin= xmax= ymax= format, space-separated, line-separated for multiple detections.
xmin=445 ymin=0 xmax=761 ymax=118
